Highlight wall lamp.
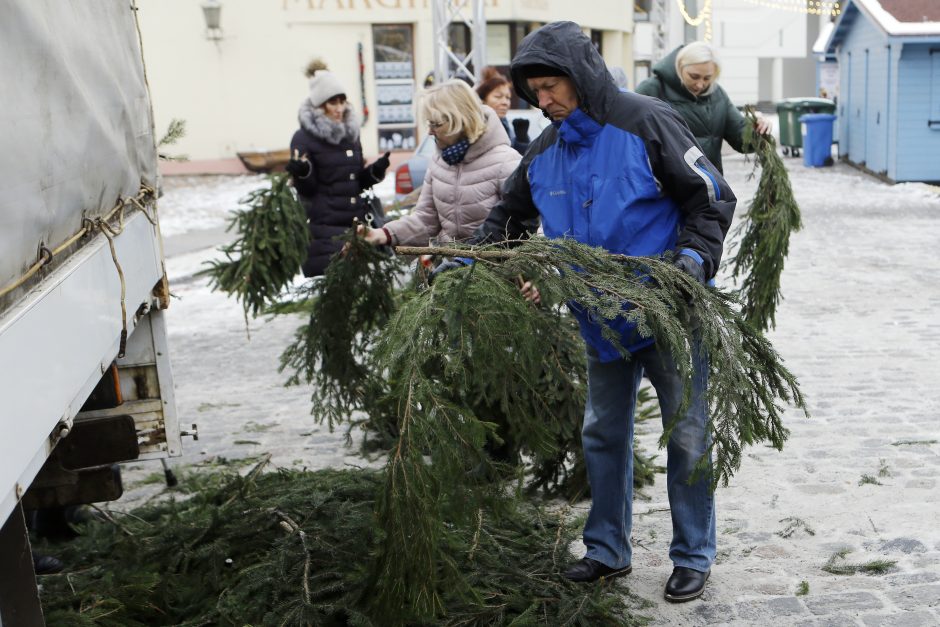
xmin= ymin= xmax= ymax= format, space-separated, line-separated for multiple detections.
xmin=201 ymin=0 xmax=223 ymax=41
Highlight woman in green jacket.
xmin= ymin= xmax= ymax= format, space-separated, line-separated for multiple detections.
xmin=635 ymin=41 xmax=770 ymax=173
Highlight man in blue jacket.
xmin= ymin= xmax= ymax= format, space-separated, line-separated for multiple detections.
xmin=471 ymin=22 xmax=737 ymax=602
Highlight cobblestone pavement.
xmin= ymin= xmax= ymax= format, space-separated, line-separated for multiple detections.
xmin=623 ymin=153 xmax=940 ymax=625
xmin=124 ymin=152 xmax=940 ymax=625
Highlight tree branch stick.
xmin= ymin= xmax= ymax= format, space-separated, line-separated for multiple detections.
xmin=393 ymin=245 xmax=638 ymax=265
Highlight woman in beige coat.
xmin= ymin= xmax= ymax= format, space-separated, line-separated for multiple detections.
xmin=361 ymin=79 xmax=521 ymax=248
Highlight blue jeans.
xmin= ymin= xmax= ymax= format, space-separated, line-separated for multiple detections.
xmin=581 ymin=341 xmax=716 ymax=572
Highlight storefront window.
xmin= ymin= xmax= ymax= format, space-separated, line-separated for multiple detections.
xmin=373 ymin=24 xmax=416 ymax=151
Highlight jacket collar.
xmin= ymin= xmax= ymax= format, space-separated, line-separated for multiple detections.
xmin=463 ymin=105 xmax=510 ymax=164
xmin=298 ymin=99 xmax=360 ymax=145
xmin=556 ymin=108 xmax=603 ymax=147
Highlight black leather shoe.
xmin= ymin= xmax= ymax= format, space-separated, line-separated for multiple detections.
xmin=563 ymin=557 xmax=632 ymax=583
xmin=664 ymin=566 xmax=709 ymax=602
xmin=33 ymin=553 xmax=64 ymax=575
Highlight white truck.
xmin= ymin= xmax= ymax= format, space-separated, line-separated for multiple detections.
xmin=0 ymin=3 xmax=184 ymax=623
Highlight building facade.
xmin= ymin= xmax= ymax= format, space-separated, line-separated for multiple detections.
xmin=137 ymin=0 xmax=634 ymax=161
xmin=634 ymin=0 xmax=827 ymax=107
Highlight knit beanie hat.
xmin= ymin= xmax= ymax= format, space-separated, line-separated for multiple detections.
xmin=308 ymin=69 xmax=347 ymax=107
xmin=515 ymin=63 xmax=568 ymax=80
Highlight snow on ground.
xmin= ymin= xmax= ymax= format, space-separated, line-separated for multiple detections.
xmin=123 ymin=153 xmax=940 ymax=625
xmin=157 ymin=173 xmax=397 ymax=238
xmin=157 ymin=174 xmax=267 ymax=237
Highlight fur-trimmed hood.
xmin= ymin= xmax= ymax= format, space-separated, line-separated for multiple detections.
xmin=298 ymin=99 xmax=360 ymax=145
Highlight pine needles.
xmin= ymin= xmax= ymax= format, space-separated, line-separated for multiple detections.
xmin=193 ymin=210 xmax=807 ymax=622
xmin=201 ymin=173 xmax=309 ymax=320
xmin=157 ymin=118 xmax=187 ymax=161
xmin=278 ymin=234 xmax=401 ymax=429
xmin=39 ymin=467 xmax=643 ymax=626
xmin=361 ymin=236 xmax=806 ymax=616
xmin=727 ymin=107 xmax=803 ymax=332
xmin=822 ymin=549 xmax=897 ymax=576
xmin=384 ymin=237 xmax=807 ymax=491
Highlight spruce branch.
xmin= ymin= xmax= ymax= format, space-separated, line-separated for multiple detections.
xmin=278 ymin=233 xmax=403 ymax=429
xmin=157 ymin=118 xmax=188 ymax=161
xmin=200 ymin=174 xmax=309 ymax=321
xmin=726 ymin=107 xmax=803 ymax=331
xmin=380 ymin=237 xmax=807 ymax=490
xmin=361 ymin=236 xmax=806 ymax=619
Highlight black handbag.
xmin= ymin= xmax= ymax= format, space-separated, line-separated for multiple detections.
xmin=364 ymin=192 xmax=385 ymax=229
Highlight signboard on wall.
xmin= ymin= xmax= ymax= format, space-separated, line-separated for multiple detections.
xmin=373 ymin=24 xmax=416 ymax=151
xmin=818 ymin=61 xmax=839 ymax=101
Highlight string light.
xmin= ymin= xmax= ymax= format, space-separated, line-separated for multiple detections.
xmin=676 ymin=0 xmax=711 ymax=26
xmin=676 ymin=0 xmax=714 ymax=42
xmin=741 ymin=0 xmax=841 ymax=17
xmin=673 ymin=0 xmax=839 ymax=47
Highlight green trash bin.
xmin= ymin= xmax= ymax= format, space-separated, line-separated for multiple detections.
xmin=775 ymin=97 xmax=836 ymax=157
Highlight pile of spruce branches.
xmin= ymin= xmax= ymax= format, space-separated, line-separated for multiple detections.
xmin=147 ymin=173 xmax=808 ymax=623
xmin=39 ymin=462 xmax=644 ymax=626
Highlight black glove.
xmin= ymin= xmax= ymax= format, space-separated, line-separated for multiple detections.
xmin=285 ymin=157 xmax=312 ymax=178
xmin=370 ymin=151 xmax=391 ymax=181
xmin=429 ymin=257 xmax=471 ymax=284
xmin=672 ymin=250 xmax=706 ymax=285
xmin=671 ymin=250 xmax=707 ymax=330
xmin=511 ymin=118 xmax=530 ymax=143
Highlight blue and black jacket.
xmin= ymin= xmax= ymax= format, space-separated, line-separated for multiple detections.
xmin=475 ymin=21 xmax=737 ymax=361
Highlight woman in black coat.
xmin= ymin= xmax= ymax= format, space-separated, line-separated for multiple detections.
xmin=286 ymin=61 xmax=389 ymax=277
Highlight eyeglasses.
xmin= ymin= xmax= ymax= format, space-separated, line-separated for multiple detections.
xmin=426 ymin=120 xmax=445 ymax=130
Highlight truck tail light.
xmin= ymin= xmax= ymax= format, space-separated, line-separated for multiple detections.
xmin=395 ymin=164 xmax=413 ymax=195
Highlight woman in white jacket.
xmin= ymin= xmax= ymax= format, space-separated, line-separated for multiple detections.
xmin=361 ymin=79 xmax=521 ymax=248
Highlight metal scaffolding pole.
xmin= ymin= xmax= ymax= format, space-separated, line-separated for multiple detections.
xmin=431 ymin=0 xmax=487 ymax=84
xmin=652 ymin=0 xmax=669 ymax=63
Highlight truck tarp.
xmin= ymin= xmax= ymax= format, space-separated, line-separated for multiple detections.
xmin=0 ymin=0 xmax=157 ymax=296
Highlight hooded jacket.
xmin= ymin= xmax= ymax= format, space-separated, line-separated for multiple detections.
xmin=289 ymin=102 xmax=378 ymax=277
xmin=635 ymin=46 xmax=749 ymax=173
xmin=476 ymin=21 xmax=736 ymax=361
xmin=385 ymin=105 xmax=520 ymax=246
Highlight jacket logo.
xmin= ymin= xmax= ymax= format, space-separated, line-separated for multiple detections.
xmin=549 ymin=190 xmax=567 ymax=196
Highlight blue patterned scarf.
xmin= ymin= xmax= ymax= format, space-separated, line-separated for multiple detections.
xmin=441 ymin=138 xmax=471 ymax=165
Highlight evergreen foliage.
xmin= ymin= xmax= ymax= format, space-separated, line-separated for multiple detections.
xmin=276 ymin=233 xmax=660 ymax=500
xmin=387 ymin=237 xmax=807 ymax=488
xmin=727 ymin=108 xmax=803 ymax=331
xmin=39 ymin=466 xmax=643 ymax=626
xmin=278 ymin=234 xmax=401 ymax=429
xmin=201 ymin=174 xmax=309 ymax=320
xmin=361 ymin=237 xmax=806 ymax=616
xmin=157 ymin=118 xmax=188 ymax=161
xmin=191 ymin=184 xmax=807 ymax=623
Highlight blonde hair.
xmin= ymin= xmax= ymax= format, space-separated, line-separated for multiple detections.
xmin=421 ymin=79 xmax=486 ymax=144
xmin=675 ymin=41 xmax=722 ymax=80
